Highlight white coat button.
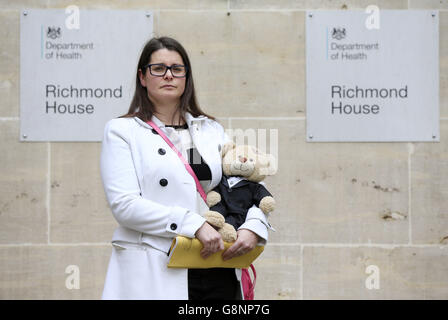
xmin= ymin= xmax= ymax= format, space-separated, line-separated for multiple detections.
xmin=159 ymin=179 xmax=168 ymax=187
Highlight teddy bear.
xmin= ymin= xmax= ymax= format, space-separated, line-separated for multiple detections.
xmin=203 ymin=141 xmax=276 ymax=242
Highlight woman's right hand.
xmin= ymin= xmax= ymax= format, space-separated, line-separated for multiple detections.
xmin=195 ymin=222 xmax=224 ymax=259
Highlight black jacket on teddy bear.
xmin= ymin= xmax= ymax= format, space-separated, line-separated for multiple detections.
xmin=209 ymin=174 xmax=273 ymax=230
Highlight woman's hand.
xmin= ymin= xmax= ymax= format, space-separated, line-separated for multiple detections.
xmin=195 ymin=222 xmax=224 ymax=259
xmin=222 ymin=229 xmax=259 ymax=261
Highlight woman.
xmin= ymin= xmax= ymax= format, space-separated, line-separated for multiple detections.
xmin=100 ymin=37 xmax=271 ymax=300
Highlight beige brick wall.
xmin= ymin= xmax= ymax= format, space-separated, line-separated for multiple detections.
xmin=0 ymin=0 xmax=447 ymax=299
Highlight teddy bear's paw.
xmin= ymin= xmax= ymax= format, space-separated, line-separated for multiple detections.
xmin=204 ymin=211 xmax=225 ymax=228
xmin=220 ymin=223 xmax=237 ymax=242
xmin=259 ymin=196 xmax=276 ymax=214
xmin=206 ymin=191 xmax=221 ymax=207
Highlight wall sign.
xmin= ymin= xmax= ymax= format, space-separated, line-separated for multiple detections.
xmin=306 ymin=10 xmax=439 ymax=142
xmin=20 ymin=9 xmax=154 ymax=141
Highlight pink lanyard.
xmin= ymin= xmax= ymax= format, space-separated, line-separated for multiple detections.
xmin=146 ymin=120 xmax=208 ymax=203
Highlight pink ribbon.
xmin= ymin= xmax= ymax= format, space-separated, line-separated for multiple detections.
xmin=146 ymin=120 xmax=208 ymax=203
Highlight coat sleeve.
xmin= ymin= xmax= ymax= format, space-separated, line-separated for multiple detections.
xmin=238 ymin=205 xmax=274 ymax=245
xmin=100 ymin=119 xmax=206 ymax=239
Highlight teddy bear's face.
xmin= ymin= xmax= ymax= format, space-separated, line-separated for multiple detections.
xmin=222 ymin=143 xmax=276 ymax=182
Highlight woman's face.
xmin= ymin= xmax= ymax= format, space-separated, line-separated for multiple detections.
xmin=139 ymin=48 xmax=186 ymax=106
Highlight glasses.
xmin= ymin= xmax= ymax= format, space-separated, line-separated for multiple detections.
xmin=144 ymin=63 xmax=187 ymax=78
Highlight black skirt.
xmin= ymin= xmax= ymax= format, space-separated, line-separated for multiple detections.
xmin=188 ymin=268 xmax=241 ymax=300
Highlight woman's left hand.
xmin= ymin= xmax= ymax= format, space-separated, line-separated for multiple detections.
xmin=222 ymin=229 xmax=259 ymax=261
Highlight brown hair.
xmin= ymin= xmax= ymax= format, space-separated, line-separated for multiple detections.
xmin=119 ymin=36 xmax=215 ymax=124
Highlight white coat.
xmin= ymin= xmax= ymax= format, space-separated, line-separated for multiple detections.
xmin=100 ymin=112 xmax=271 ymax=300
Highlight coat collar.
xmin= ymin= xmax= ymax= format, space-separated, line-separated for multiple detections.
xmin=184 ymin=112 xmax=208 ymax=126
xmin=133 ymin=111 xmax=207 ymax=129
xmin=223 ymin=175 xmax=251 ymax=188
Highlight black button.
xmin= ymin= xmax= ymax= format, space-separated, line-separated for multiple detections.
xmin=158 ymin=148 xmax=166 ymax=155
xmin=227 ymin=188 xmax=232 ymax=193
xmin=151 ymin=128 xmax=158 ymax=135
xmin=170 ymin=223 xmax=177 ymax=231
xmin=159 ymin=178 xmax=168 ymax=187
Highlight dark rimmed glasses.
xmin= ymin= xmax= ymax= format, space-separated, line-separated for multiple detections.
xmin=143 ymin=63 xmax=188 ymax=78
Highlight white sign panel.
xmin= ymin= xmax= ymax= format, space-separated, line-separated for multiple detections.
xmin=20 ymin=9 xmax=154 ymax=141
xmin=306 ymin=10 xmax=439 ymax=142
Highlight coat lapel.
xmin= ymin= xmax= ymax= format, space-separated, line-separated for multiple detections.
xmin=225 ymin=175 xmax=250 ymax=188
xmin=232 ymin=179 xmax=250 ymax=188
xmin=185 ymin=112 xmax=222 ymax=192
xmin=221 ymin=175 xmax=230 ymax=188
xmin=133 ymin=112 xmax=223 ymax=193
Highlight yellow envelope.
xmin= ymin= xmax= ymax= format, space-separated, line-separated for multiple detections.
xmin=167 ymin=236 xmax=264 ymax=269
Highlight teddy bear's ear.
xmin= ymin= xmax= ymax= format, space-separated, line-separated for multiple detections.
xmin=221 ymin=141 xmax=236 ymax=158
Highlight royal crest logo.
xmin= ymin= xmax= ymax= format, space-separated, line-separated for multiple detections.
xmin=331 ymin=27 xmax=346 ymax=40
xmin=47 ymin=26 xmax=61 ymax=39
